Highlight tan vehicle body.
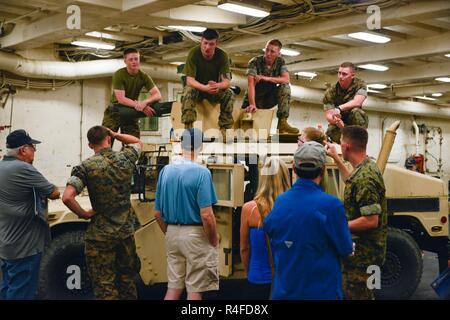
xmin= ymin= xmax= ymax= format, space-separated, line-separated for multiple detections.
xmin=40 ymin=104 xmax=449 ymax=299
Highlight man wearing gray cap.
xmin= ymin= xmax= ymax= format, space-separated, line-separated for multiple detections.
xmin=154 ymin=128 xmax=219 ymax=300
xmin=263 ymin=141 xmax=353 ymax=299
xmin=0 ymin=129 xmax=60 ymax=300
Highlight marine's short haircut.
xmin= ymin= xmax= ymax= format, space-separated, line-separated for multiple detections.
xmin=340 ymin=61 xmax=356 ymax=72
xmin=267 ymin=39 xmax=282 ymax=49
xmin=123 ymin=48 xmax=139 ymax=58
xmin=341 ymin=125 xmax=368 ymax=151
xmin=202 ymin=28 xmax=219 ymax=40
xmin=87 ymin=126 xmax=109 ymax=145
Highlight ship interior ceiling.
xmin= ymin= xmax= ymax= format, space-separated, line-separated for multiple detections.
xmin=0 ymin=0 xmax=449 ymax=105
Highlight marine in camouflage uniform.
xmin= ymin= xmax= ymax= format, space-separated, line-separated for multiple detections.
xmin=66 ymin=144 xmax=141 ymax=300
xmin=242 ymin=56 xmax=291 ymax=118
xmin=182 ymin=45 xmax=235 ymax=130
xmin=323 ymin=78 xmax=368 ymax=143
xmin=242 ymin=55 xmax=298 ymax=134
xmin=182 ymin=86 xmax=235 ymax=129
xmin=343 ymin=157 xmax=387 ymax=300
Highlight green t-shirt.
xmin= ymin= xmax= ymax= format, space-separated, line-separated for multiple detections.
xmin=183 ymin=46 xmax=231 ymax=85
xmin=110 ymin=68 xmax=155 ymax=103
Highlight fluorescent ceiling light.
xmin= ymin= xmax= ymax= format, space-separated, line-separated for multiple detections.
xmin=85 ymin=31 xmax=125 ymax=41
xmin=295 ymin=71 xmax=317 ymax=78
xmin=263 ymin=47 xmax=300 ymax=56
xmin=432 ymin=93 xmax=443 ymax=97
xmin=348 ymin=32 xmax=391 ymax=44
xmin=86 ymin=31 xmax=111 ymax=39
xmin=167 ymin=25 xmax=206 ymax=32
xmin=414 ymin=95 xmax=436 ymax=101
xmin=358 ymin=64 xmax=389 ymax=71
xmin=445 ymin=54 xmax=450 ymax=58
xmin=71 ymin=40 xmax=115 ymax=50
xmin=170 ymin=62 xmax=184 ymax=66
xmin=104 ymin=26 xmax=121 ymax=32
xmin=280 ymin=48 xmax=300 ymax=56
xmin=218 ymin=0 xmax=270 ymax=18
xmin=435 ymin=77 xmax=450 ymax=83
xmin=367 ymin=89 xmax=381 ymax=93
xmin=367 ymin=84 xmax=387 ymax=89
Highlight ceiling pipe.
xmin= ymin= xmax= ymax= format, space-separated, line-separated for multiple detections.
xmin=412 ymin=120 xmax=420 ymax=155
xmin=1 ymin=51 xmax=450 ymax=119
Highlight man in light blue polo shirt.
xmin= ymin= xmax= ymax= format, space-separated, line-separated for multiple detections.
xmin=154 ymin=128 xmax=218 ymax=300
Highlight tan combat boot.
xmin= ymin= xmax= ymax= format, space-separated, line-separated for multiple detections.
xmin=277 ymin=118 xmax=299 ymax=134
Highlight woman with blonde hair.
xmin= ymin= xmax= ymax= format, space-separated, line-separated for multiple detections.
xmin=240 ymin=157 xmax=291 ymax=299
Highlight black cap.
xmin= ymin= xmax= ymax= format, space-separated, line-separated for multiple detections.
xmin=6 ymin=129 xmax=41 ymax=148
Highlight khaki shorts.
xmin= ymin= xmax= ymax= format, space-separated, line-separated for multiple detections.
xmin=165 ymin=225 xmax=219 ymax=293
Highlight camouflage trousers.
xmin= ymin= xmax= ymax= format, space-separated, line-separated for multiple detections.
xmin=242 ymin=83 xmax=291 ymax=119
xmin=326 ymin=108 xmax=368 ymax=143
xmin=85 ymin=236 xmax=140 ymax=300
xmin=342 ymin=265 xmax=375 ymax=300
xmin=181 ymin=86 xmax=235 ymax=129
xmin=102 ymin=107 xmax=140 ymax=139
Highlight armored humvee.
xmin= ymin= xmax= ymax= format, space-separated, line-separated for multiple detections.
xmin=37 ymin=102 xmax=449 ymax=300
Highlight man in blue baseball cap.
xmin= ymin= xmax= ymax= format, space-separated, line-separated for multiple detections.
xmin=154 ymin=128 xmax=219 ymax=300
xmin=5 ymin=129 xmax=41 ymax=164
xmin=264 ymin=141 xmax=353 ymax=299
xmin=0 ymin=129 xmax=60 ymax=300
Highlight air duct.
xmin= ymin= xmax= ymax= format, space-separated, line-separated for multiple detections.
xmin=1 ymin=51 xmax=450 ymax=119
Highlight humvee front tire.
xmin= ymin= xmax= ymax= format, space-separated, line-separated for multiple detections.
xmin=376 ymin=227 xmax=423 ymax=299
xmin=38 ymin=230 xmax=93 ymax=299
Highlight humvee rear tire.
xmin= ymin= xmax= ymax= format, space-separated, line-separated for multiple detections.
xmin=37 ymin=230 xmax=93 ymax=299
xmin=376 ymin=227 xmax=423 ymax=300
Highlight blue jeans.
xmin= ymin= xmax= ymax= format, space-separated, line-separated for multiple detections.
xmin=0 ymin=253 xmax=42 ymax=300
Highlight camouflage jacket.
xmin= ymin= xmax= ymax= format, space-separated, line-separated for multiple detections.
xmin=246 ymin=55 xmax=288 ymax=78
xmin=344 ymin=157 xmax=387 ymax=267
xmin=67 ymin=145 xmax=141 ymax=240
xmin=323 ymin=78 xmax=367 ymax=111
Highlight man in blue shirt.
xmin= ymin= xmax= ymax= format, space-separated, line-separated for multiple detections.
xmin=264 ymin=141 xmax=353 ymax=299
xmin=154 ymin=128 xmax=219 ymax=300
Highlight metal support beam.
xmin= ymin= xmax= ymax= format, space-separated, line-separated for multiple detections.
xmin=0 ymin=13 xmax=102 ymax=49
xmin=163 ymin=0 xmax=450 ymax=61
xmin=357 ymin=61 xmax=450 ymax=84
xmin=288 ymin=32 xmax=450 ymax=71
xmin=289 ymin=62 xmax=450 ymax=93
xmin=149 ymin=5 xmax=247 ymax=27
xmin=0 ymin=0 xmax=199 ymax=49
xmin=391 ymin=83 xmax=450 ymax=98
